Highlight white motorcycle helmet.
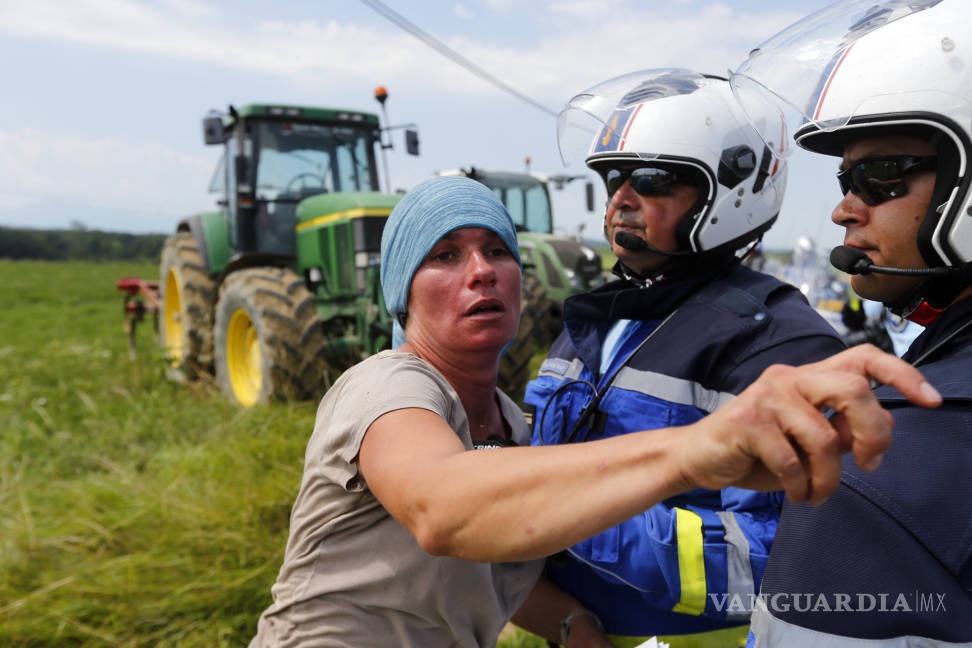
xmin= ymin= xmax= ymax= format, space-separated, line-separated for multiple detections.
xmin=731 ymin=0 xmax=972 ymax=310
xmin=557 ymin=69 xmax=787 ymax=265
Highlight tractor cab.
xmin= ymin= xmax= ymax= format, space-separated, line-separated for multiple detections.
xmin=466 ymin=169 xmax=556 ymax=234
xmin=204 ymin=104 xmax=389 ymax=263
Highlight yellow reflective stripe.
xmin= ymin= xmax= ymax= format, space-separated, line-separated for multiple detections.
xmin=607 ymin=623 xmax=749 ymax=648
xmin=295 ymin=207 xmax=393 ymax=232
xmin=672 ymin=507 xmax=707 ymax=616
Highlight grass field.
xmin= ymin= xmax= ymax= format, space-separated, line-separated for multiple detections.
xmin=0 ymin=260 xmax=547 ymax=647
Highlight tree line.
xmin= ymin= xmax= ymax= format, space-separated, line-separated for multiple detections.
xmin=0 ymin=227 xmax=166 ymax=262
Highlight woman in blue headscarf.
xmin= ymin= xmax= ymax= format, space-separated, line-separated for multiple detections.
xmin=250 ymin=176 xmax=926 ymax=647
xmin=250 ymin=176 xmax=611 ymax=647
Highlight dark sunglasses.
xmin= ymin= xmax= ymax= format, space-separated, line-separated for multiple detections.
xmin=837 ymin=155 xmax=937 ymax=206
xmin=603 ymin=166 xmax=690 ymax=198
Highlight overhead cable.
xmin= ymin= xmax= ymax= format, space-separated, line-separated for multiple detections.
xmin=357 ymin=0 xmax=559 ymax=118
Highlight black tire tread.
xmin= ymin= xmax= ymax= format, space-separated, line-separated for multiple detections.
xmin=214 ymin=267 xmax=330 ymax=405
xmin=159 ymin=232 xmax=216 ymax=377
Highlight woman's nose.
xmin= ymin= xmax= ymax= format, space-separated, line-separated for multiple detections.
xmin=469 ymin=251 xmax=498 ymax=286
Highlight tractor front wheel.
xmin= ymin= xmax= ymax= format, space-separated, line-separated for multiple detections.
xmin=214 ymin=267 xmax=330 ymax=407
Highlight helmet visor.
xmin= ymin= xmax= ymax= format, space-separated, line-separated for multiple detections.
xmin=556 ymin=68 xmax=711 ymax=167
xmin=729 ymin=0 xmax=944 ymax=159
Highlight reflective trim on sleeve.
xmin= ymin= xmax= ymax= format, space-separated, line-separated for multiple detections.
xmin=750 ymin=598 xmax=964 ymax=647
xmin=612 ymin=367 xmax=736 ymax=412
xmin=537 ymin=357 xmax=585 ymax=381
xmin=673 ymin=507 xmax=707 ymax=616
xmin=717 ymin=511 xmax=756 ymax=620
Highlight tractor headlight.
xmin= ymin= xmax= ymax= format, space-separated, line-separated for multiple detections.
xmin=308 ymin=266 xmax=324 ymax=287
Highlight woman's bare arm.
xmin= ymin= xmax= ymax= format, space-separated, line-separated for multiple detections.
xmin=358 ymin=344 xmax=940 ymax=562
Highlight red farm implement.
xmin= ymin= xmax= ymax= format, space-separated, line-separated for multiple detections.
xmin=116 ymin=277 xmax=160 ymax=359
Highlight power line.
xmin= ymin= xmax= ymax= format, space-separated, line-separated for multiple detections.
xmin=357 ymin=0 xmax=559 ymax=118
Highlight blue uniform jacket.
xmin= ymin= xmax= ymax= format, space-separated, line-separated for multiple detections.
xmin=752 ymin=294 xmax=972 ymax=646
xmin=524 ymin=259 xmax=845 ymax=644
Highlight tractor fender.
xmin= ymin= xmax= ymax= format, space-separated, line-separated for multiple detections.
xmin=176 ymin=211 xmax=232 ymax=276
xmin=175 ymin=215 xmax=210 ymax=272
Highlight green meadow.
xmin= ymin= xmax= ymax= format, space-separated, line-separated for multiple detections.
xmin=0 ymin=260 xmax=545 ymax=647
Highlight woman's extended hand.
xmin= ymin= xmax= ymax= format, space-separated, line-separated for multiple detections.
xmin=679 ymin=344 xmax=941 ymax=505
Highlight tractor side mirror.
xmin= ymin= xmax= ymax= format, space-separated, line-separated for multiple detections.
xmin=405 ymin=129 xmax=420 ymax=156
xmin=203 ymin=116 xmax=226 ymax=145
xmin=585 ymin=181 xmax=595 ymax=212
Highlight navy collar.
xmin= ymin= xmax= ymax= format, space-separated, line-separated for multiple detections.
xmin=566 ymin=255 xmax=739 ymax=325
xmin=902 ymin=294 xmax=972 ymax=367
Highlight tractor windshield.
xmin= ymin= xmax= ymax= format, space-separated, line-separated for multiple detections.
xmin=246 ymin=120 xmax=378 ymax=256
xmin=481 ymin=173 xmax=552 ymax=234
xmin=254 ymin=121 xmax=378 ymax=201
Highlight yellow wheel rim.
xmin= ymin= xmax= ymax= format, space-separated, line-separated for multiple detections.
xmin=226 ymin=308 xmax=262 ymax=407
xmin=163 ymin=268 xmax=183 ymax=363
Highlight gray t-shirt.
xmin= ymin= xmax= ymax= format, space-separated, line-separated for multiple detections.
xmin=250 ymin=351 xmax=544 ymax=647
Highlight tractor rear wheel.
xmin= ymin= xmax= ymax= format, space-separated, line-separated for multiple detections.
xmin=159 ymin=232 xmax=216 ymax=378
xmin=498 ymin=273 xmax=552 ymax=403
xmin=214 ymin=267 xmax=330 ymax=407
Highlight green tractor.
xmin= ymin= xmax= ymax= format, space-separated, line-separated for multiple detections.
xmin=435 ymin=166 xmax=608 ymax=397
xmin=160 ymin=98 xmax=419 ymax=407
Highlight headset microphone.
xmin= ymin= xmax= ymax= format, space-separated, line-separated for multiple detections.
xmin=829 ymin=245 xmax=953 ymax=277
xmin=614 ymin=231 xmax=650 ymax=251
xmin=614 ymin=231 xmax=694 ymax=256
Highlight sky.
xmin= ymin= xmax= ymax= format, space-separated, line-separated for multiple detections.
xmin=0 ymin=0 xmax=845 ymax=253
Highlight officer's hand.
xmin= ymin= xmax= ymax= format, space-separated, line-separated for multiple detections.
xmin=679 ymin=344 xmax=941 ymax=505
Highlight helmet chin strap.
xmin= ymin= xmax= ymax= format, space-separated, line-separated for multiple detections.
xmin=884 ymin=264 xmax=972 ymax=321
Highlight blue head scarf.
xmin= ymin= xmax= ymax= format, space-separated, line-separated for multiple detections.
xmin=380 ymin=176 xmax=521 ymax=348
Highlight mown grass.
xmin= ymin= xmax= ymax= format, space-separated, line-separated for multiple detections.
xmin=0 ymin=260 xmax=547 ymax=647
